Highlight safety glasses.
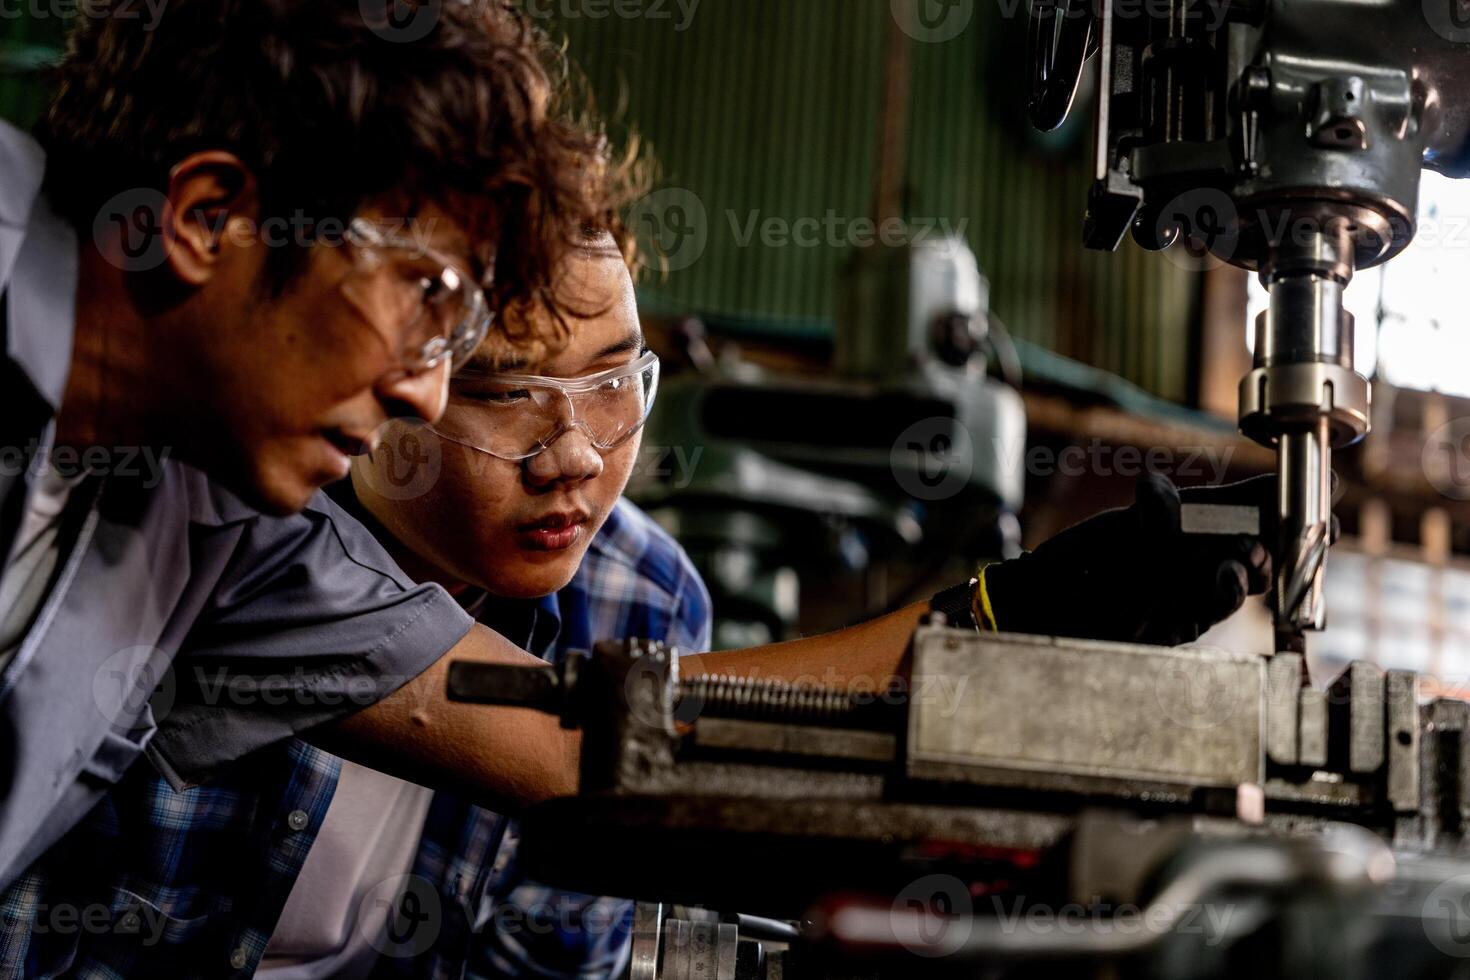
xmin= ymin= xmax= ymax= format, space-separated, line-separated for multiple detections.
xmin=433 ymin=350 xmax=660 ymax=461
xmin=341 ymin=218 xmax=494 ymax=376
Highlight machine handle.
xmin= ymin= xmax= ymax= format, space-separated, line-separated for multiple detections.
xmin=1027 ymin=0 xmax=1098 ymax=132
xmin=446 ymin=661 xmax=562 ymax=712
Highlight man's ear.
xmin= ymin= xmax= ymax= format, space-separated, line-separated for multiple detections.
xmin=162 ymin=151 xmax=259 ymax=286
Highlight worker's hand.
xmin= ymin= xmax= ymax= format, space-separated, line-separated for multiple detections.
xmin=979 ymin=473 xmax=1274 ymax=646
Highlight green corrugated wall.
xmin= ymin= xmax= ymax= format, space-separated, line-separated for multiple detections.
xmin=557 ymin=0 xmax=1198 ymax=401
xmin=0 ymin=0 xmax=1200 ymax=401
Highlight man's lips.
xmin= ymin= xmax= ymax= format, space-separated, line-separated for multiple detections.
xmin=312 ymin=428 xmax=379 ymax=483
xmin=515 ymin=511 xmax=591 ymax=552
xmin=322 ymin=428 xmax=379 ymax=458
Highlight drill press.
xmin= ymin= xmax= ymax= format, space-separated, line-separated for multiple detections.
xmin=1029 ymin=0 xmax=1470 ymax=649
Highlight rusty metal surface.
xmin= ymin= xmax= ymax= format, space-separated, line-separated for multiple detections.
xmin=1266 ymin=653 xmax=1302 ymax=766
xmin=906 ymin=628 xmax=1264 ymax=791
xmin=1299 ymin=689 xmax=1330 ymax=768
xmin=1388 ymin=671 xmax=1422 ymax=813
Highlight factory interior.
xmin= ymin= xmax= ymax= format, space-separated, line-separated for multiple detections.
xmin=6 ymin=0 xmax=1470 ymax=977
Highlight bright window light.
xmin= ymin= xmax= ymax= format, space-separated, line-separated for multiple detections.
xmin=1247 ymin=170 xmax=1470 ymax=394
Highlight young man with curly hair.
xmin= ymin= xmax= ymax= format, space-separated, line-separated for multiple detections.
xmin=1 ymin=240 xmax=697 ymax=979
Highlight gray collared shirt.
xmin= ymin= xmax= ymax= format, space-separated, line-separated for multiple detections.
xmin=0 ymin=121 xmax=475 ymax=886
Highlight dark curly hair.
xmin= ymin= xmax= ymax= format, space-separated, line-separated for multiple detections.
xmin=38 ymin=0 xmax=641 ymax=355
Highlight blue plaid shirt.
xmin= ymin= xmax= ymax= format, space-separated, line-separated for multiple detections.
xmin=0 ymin=499 xmax=712 ymax=979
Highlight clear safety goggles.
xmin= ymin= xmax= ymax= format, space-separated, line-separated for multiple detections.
xmin=341 ymin=218 xmax=494 ymax=376
xmin=433 ymin=350 xmax=660 ymax=461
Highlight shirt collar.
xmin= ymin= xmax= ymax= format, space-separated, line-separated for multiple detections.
xmin=1 ymin=121 xmax=77 ymax=414
xmin=464 ymin=589 xmax=563 ymax=661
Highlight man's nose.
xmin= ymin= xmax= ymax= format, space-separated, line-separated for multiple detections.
xmin=525 ymin=426 xmax=604 ymax=489
xmin=376 ymin=360 xmax=451 ymax=423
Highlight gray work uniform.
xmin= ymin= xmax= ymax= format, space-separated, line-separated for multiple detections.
xmin=0 ymin=121 xmax=475 ymax=886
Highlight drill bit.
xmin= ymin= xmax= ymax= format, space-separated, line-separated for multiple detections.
xmin=1276 ymin=424 xmax=1331 ymax=628
xmin=1272 ymin=422 xmax=1333 ymax=660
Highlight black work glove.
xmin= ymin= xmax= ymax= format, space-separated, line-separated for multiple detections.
xmin=980 ymin=473 xmax=1275 ymax=646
